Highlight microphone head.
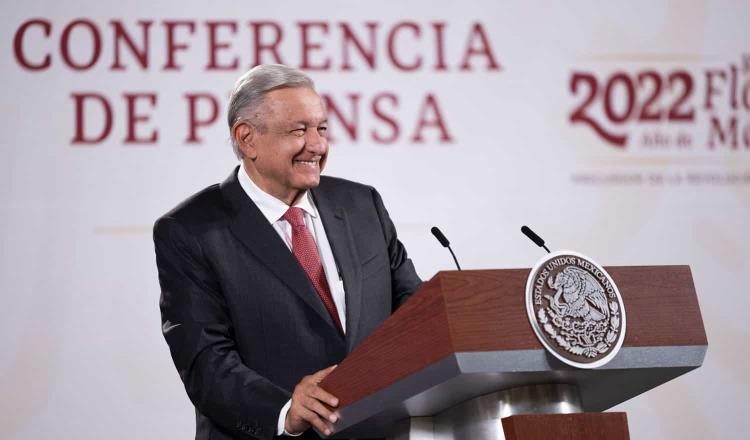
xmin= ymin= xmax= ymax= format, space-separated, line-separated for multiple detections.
xmin=521 ymin=225 xmax=546 ymax=247
xmin=431 ymin=226 xmax=450 ymax=247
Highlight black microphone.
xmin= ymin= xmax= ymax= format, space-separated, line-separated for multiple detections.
xmin=521 ymin=225 xmax=551 ymax=253
xmin=431 ymin=226 xmax=462 ymax=271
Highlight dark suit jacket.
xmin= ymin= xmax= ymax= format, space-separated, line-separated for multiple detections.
xmin=154 ymin=168 xmax=422 ymax=440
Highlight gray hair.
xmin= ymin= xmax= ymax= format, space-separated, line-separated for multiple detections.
xmin=227 ymin=64 xmax=315 ymax=159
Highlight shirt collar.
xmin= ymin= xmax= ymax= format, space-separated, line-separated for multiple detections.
xmin=237 ymin=163 xmax=318 ymax=224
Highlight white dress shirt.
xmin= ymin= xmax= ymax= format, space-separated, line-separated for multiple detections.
xmin=237 ymin=164 xmax=346 ymax=436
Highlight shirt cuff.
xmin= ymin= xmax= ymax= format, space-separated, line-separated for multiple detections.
xmin=277 ymin=399 xmax=303 ymax=436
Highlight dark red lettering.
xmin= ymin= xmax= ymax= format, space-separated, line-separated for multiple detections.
xmin=299 ymin=22 xmax=331 ymax=70
xmin=185 ymin=93 xmax=220 ymax=143
xmin=340 ymin=22 xmax=377 ymax=71
xmin=206 ymin=21 xmax=239 ymax=70
xmin=432 ymin=22 xmax=448 ymax=71
xmin=666 ymin=71 xmax=695 ymax=121
xmin=250 ymin=21 xmax=284 ymax=66
xmin=387 ymin=22 xmax=421 ymax=71
xmin=124 ymin=93 xmax=158 ymax=144
xmin=13 ymin=19 xmax=52 ymax=71
xmin=60 ymin=20 xmax=101 ymax=70
xmin=729 ymin=64 xmax=738 ymax=110
xmin=111 ymin=20 xmax=152 ymax=70
xmin=371 ymin=93 xmax=399 ymax=143
xmin=164 ymin=21 xmax=196 ymax=70
xmin=71 ymin=93 xmax=112 ymax=144
xmin=704 ymin=69 xmax=726 ymax=110
xmin=459 ymin=22 xmax=500 ymax=71
xmin=708 ymin=116 xmax=738 ymax=149
xmin=569 ymin=72 xmax=627 ymax=148
xmin=322 ymin=93 xmax=359 ymax=142
xmin=603 ymin=73 xmax=635 ymax=123
xmin=636 ymin=71 xmax=663 ymax=121
xmin=411 ymin=94 xmax=453 ymax=143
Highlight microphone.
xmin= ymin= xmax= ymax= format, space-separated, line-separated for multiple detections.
xmin=521 ymin=225 xmax=551 ymax=253
xmin=431 ymin=226 xmax=462 ymax=271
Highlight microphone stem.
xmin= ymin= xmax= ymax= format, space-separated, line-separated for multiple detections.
xmin=448 ymin=246 xmax=462 ymax=271
xmin=543 ymin=244 xmax=550 ymax=253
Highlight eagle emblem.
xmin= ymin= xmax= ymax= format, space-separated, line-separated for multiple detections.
xmin=547 ymin=267 xmax=610 ymax=322
xmin=525 ymin=251 xmax=626 ymax=368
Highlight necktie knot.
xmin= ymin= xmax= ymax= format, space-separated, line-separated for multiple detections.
xmin=283 ymin=207 xmax=305 ymax=228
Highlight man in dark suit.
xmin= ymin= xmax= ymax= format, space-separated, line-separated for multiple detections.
xmin=154 ymin=64 xmax=421 ymax=440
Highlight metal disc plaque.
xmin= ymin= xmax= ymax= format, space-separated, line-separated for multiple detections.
xmin=525 ymin=250 xmax=626 ymax=369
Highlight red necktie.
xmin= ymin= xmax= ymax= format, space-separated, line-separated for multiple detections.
xmin=283 ymin=207 xmax=344 ymax=335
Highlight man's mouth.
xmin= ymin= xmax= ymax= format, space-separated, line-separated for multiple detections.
xmin=294 ymin=159 xmax=319 ymax=167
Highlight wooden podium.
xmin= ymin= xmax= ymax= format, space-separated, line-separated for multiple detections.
xmin=319 ymin=266 xmax=707 ymax=439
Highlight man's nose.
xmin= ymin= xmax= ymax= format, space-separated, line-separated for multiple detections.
xmin=304 ymin=128 xmax=326 ymax=152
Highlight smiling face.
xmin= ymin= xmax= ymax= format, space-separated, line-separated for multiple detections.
xmin=236 ymin=87 xmax=328 ymax=205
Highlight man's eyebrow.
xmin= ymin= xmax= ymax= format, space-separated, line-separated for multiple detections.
xmin=288 ymin=119 xmax=328 ymax=126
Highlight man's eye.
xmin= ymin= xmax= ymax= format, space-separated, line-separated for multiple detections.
xmin=291 ymin=129 xmax=305 ymax=136
xmin=318 ymin=126 xmax=328 ymax=135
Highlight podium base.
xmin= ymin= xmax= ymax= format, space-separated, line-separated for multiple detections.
xmin=502 ymin=413 xmax=629 ymax=440
xmin=390 ymin=384 xmax=599 ymax=440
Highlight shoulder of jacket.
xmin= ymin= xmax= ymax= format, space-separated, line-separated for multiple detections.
xmin=154 ymin=183 xmax=227 ymax=234
xmin=319 ymin=175 xmax=375 ymax=194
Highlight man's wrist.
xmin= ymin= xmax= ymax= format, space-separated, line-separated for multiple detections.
xmin=277 ymin=399 xmax=302 ymax=436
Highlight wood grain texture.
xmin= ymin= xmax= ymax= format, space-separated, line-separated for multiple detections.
xmin=612 ymin=265 xmax=707 ymax=347
xmin=441 ymin=269 xmax=538 ymax=351
xmin=321 ymin=277 xmax=455 ymax=406
xmin=320 ymin=265 xmax=706 ymax=408
xmin=442 ymin=265 xmax=707 ymax=351
xmin=501 ymin=412 xmax=630 ymax=440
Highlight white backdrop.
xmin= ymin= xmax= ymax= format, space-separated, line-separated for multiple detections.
xmin=2 ymin=1 xmax=749 ymax=438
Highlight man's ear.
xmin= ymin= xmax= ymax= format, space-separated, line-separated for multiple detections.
xmin=233 ymin=120 xmax=257 ymax=160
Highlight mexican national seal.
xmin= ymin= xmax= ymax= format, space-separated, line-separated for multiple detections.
xmin=525 ymin=250 xmax=626 ymax=368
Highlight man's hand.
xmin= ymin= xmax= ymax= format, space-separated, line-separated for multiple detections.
xmin=285 ymin=365 xmax=340 ymax=436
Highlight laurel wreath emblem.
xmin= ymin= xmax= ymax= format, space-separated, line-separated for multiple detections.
xmin=538 ymin=293 xmax=620 ymax=358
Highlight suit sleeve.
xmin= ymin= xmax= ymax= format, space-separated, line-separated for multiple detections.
xmin=154 ymin=216 xmax=290 ymax=440
xmin=370 ymin=188 xmax=422 ymax=309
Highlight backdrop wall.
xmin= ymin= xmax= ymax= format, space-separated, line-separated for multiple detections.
xmin=2 ymin=1 xmax=748 ymax=438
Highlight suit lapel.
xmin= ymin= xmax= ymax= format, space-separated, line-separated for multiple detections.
xmin=311 ymin=183 xmax=364 ymax=352
xmin=220 ymin=169 xmax=335 ymax=332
